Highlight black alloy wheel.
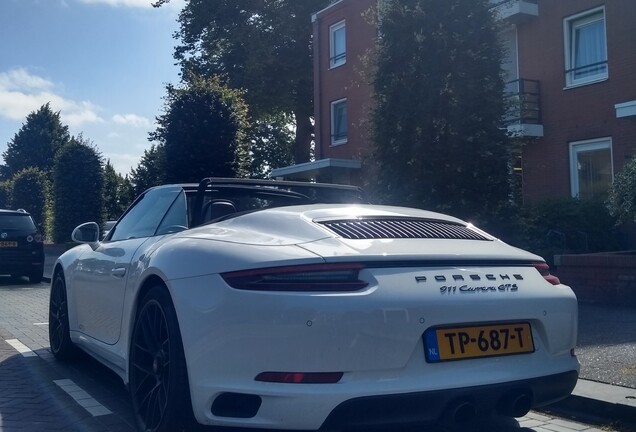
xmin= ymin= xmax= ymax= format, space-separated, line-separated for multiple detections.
xmin=129 ymin=286 xmax=195 ymax=432
xmin=48 ymin=272 xmax=76 ymax=360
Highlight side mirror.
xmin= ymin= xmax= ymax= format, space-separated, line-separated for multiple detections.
xmin=71 ymin=222 xmax=100 ymax=244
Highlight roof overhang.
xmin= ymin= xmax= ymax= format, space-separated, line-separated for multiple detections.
xmin=311 ymin=0 xmax=344 ymax=22
xmin=615 ymin=100 xmax=636 ymax=118
xmin=270 ymin=158 xmax=361 ymax=180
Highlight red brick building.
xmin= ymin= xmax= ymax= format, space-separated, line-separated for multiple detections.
xmin=272 ymin=0 xmax=636 ymax=204
xmin=272 ymin=0 xmax=375 ymax=184
xmin=510 ymin=0 xmax=636 ymax=203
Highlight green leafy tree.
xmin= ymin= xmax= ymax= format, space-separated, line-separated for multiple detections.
xmin=369 ymin=0 xmax=511 ymax=221
xmin=129 ymin=144 xmax=167 ymax=196
xmin=150 ymin=75 xmax=250 ymax=183
xmin=607 ymin=155 xmax=636 ymax=224
xmin=0 ymin=181 xmax=12 ymax=208
xmin=118 ymin=175 xmax=136 ymax=212
xmin=103 ymin=160 xmax=128 ymax=221
xmin=248 ymin=114 xmax=295 ymax=178
xmin=52 ymin=136 xmax=103 ymax=243
xmin=11 ymin=167 xmax=50 ymax=233
xmin=0 ymin=165 xmax=11 ymax=182
xmin=2 ymin=103 xmax=70 ymax=178
xmin=154 ymin=0 xmax=330 ymax=164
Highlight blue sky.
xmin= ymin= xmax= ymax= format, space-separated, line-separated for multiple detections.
xmin=0 ymin=0 xmax=183 ymax=175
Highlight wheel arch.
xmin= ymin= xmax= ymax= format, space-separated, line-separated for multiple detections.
xmin=127 ymin=274 xmax=171 ymax=349
xmin=126 ymin=275 xmax=196 ymax=430
xmin=125 ymin=274 xmax=179 ymax=380
xmin=52 ymin=262 xmax=65 ymax=283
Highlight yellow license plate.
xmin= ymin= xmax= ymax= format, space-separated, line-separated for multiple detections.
xmin=424 ymin=322 xmax=534 ymax=362
xmin=0 ymin=241 xmax=18 ymax=247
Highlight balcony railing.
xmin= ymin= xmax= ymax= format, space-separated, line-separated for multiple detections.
xmin=490 ymin=0 xmax=539 ymax=23
xmin=565 ymin=60 xmax=608 ymax=86
xmin=505 ymin=78 xmax=543 ymax=137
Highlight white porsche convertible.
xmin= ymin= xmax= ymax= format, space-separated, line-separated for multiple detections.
xmin=48 ymin=178 xmax=579 ymax=431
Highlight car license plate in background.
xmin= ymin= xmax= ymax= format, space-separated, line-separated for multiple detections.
xmin=424 ymin=323 xmax=534 ymax=362
xmin=0 ymin=241 xmax=18 ymax=247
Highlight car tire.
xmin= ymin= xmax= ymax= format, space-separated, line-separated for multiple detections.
xmin=29 ymin=271 xmax=43 ymax=284
xmin=129 ymin=285 xmax=196 ymax=432
xmin=48 ymin=273 xmax=77 ymax=360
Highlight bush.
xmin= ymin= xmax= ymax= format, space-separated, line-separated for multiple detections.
xmin=607 ymin=155 xmax=636 ymax=224
xmin=52 ymin=138 xmax=103 ymax=243
xmin=11 ymin=167 xmax=50 ymax=235
xmin=0 ymin=181 xmax=11 ymax=208
xmin=501 ymin=198 xmax=621 ymax=265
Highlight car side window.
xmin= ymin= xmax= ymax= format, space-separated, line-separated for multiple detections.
xmin=156 ymin=190 xmax=188 ymax=235
xmin=110 ymin=186 xmax=184 ymax=241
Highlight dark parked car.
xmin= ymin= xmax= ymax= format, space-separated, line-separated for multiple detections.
xmin=0 ymin=209 xmax=44 ymax=283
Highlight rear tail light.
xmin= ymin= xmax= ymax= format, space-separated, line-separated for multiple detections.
xmin=221 ymin=263 xmax=368 ymax=292
xmin=255 ymin=372 xmax=343 ymax=384
xmin=533 ymin=262 xmax=560 ymax=285
xmin=26 ymin=234 xmax=43 ymax=243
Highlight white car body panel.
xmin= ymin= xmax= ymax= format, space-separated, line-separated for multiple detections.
xmin=52 ymin=195 xmax=579 ymax=430
xmin=168 ymin=261 xmax=577 ymax=429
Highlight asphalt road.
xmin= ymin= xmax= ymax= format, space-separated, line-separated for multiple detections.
xmin=0 ymin=275 xmax=634 ymax=432
xmin=577 ymin=304 xmax=636 ymax=388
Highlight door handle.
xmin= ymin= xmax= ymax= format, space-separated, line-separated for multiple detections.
xmin=112 ymin=267 xmax=127 ymax=278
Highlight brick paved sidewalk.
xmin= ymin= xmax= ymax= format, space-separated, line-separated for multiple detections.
xmin=0 ymin=337 xmax=133 ymax=431
xmin=0 ymin=282 xmax=136 ymax=432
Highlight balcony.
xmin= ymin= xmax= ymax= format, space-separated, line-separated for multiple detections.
xmin=505 ymin=78 xmax=543 ymax=137
xmin=490 ymin=0 xmax=538 ymax=24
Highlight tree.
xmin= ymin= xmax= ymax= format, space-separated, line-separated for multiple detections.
xmin=103 ymin=160 xmax=128 ymax=221
xmin=11 ymin=167 xmax=50 ymax=233
xmin=118 ymin=175 xmax=136 ymax=212
xmin=607 ymin=155 xmax=636 ymax=224
xmin=129 ymin=144 xmax=167 ymax=196
xmin=0 ymin=181 xmax=12 ymax=208
xmin=0 ymin=165 xmax=11 ymax=182
xmin=369 ymin=0 xmax=511 ymax=221
xmin=154 ymin=0 xmax=331 ymax=164
xmin=150 ymin=75 xmax=250 ymax=183
xmin=52 ymin=136 xmax=103 ymax=243
xmin=248 ymin=114 xmax=295 ymax=178
xmin=2 ymin=103 xmax=70 ymax=178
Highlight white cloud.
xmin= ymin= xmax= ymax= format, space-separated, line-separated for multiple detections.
xmin=112 ymin=113 xmax=151 ymax=128
xmin=0 ymin=68 xmax=103 ymax=127
xmin=0 ymin=68 xmax=54 ymax=92
xmin=64 ymin=104 xmax=104 ymax=127
xmin=0 ymin=69 xmax=156 ymax=175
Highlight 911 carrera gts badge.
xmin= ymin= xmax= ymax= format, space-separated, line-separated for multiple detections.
xmin=415 ymin=273 xmax=523 ymax=294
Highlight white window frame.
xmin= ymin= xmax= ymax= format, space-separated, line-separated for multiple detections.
xmin=569 ymin=137 xmax=613 ymax=199
xmin=330 ymin=98 xmax=347 ymax=146
xmin=329 ymin=20 xmax=346 ymax=69
xmin=563 ymin=7 xmax=608 ymax=88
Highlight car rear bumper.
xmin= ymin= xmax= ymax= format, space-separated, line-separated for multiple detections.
xmin=168 ymin=264 xmax=579 ymax=430
xmin=320 ymin=370 xmax=578 ymax=430
xmin=0 ymin=255 xmax=44 ymax=276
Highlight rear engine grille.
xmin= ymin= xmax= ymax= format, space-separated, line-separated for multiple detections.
xmin=318 ymin=218 xmax=491 ymax=241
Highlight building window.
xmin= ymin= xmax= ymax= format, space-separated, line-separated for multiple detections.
xmin=564 ymin=7 xmax=608 ymax=87
xmin=330 ymin=21 xmax=346 ymax=68
xmin=569 ymin=138 xmax=613 ymax=200
xmin=331 ymin=98 xmax=347 ymax=145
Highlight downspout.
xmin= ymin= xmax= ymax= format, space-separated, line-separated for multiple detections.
xmin=312 ymin=11 xmax=324 ymax=162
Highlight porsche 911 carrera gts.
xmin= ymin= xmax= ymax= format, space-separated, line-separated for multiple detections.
xmin=48 ymin=177 xmax=579 ymax=432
